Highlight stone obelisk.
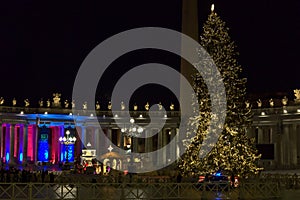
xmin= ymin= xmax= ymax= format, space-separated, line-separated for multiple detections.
xmin=180 ymin=0 xmax=199 ymax=115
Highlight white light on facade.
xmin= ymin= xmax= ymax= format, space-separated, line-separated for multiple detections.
xmin=283 ymin=109 xmax=288 ymax=114
xmin=20 ymin=111 xmax=24 ymax=115
xmin=44 ymin=112 xmax=48 ymax=115
xmin=297 ymin=109 xmax=300 ymax=113
xmin=90 ymin=113 xmax=94 ymax=117
xmin=130 ymin=118 xmax=135 ymax=124
xmin=122 ymin=118 xmax=143 ymax=137
xmin=107 ymin=145 xmax=113 ymax=152
xmin=59 ymin=130 xmax=76 ymax=146
xmin=137 ymin=127 xmax=143 ymax=133
xmin=261 ymin=112 xmax=265 ymax=116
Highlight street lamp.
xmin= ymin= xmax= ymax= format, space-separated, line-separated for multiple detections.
xmin=121 ymin=118 xmax=143 ymax=137
xmin=59 ymin=130 xmax=77 ymax=162
xmin=120 ymin=118 xmax=143 ymax=175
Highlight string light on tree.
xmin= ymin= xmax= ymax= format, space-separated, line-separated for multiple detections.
xmin=178 ymin=5 xmax=262 ymax=177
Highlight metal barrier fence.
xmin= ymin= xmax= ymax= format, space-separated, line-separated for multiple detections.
xmin=259 ymin=173 xmax=300 ymax=189
xmin=0 ymin=182 xmax=280 ymax=200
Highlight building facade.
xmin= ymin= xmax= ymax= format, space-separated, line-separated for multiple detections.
xmin=0 ymin=105 xmax=181 ymax=172
xmin=1 ymin=98 xmax=300 ymax=171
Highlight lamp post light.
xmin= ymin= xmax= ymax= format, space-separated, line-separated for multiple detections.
xmin=120 ymin=118 xmax=143 ymax=175
xmin=59 ymin=130 xmax=77 ymax=163
xmin=121 ymin=118 xmax=143 ymax=138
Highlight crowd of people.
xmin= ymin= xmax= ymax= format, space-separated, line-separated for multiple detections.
xmin=0 ymin=167 xmax=56 ymax=183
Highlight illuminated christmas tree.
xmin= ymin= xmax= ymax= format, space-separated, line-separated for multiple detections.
xmin=178 ymin=5 xmax=262 ymax=177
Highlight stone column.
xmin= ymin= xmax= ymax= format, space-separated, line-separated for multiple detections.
xmin=144 ymin=129 xmax=150 ymax=153
xmin=170 ymin=128 xmax=177 ymax=163
xmin=176 ymin=128 xmax=181 ymax=158
xmin=132 ymin=137 xmax=138 ymax=153
xmin=270 ymin=125 xmax=277 ymax=167
xmin=95 ymin=128 xmax=100 ymax=156
xmin=144 ymin=129 xmax=153 ymax=168
xmin=282 ymin=124 xmax=290 ymax=167
xmin=34 ymin=124 xmax=39 ymax=164
xmin=22 ymin=124 xmax=28 ymax=165
xmin=263 ymin=127 xmax=271 ymax=144
xmin=162 ymin=129 xmax=168 ymax=165
xmin=107 ymin=128 xmax=112 ymax=151
xmin=297 ymin=126 xmax=300 ymax=166
xmin=81 ymin=126 xmax=86 ymax=148
xmin=277 ymin=134 xmax=283 ymax=167
xmin=107 ymin=128 xmax=112 ymax=141
xmin=269 ymin=127 xmax=275 ymax=166
xmin=257 ymin=127 xmax=263 ymax=144
xmin=119 ymin=130 xmax=124 ymax=149
xmin=246 ymin=126 xmax=255 ymax=138
xmin=0 ymin=121 xmax=2 ymax=159
xmin=290 ymin=124 xmax=297 ymax=166
xmin=9 ymin=124 xmax=15 ymax=166
xmin=89 ymin=126 xmax=95 ymax=147
xmin=157 ymin=129 xmax=163 ymax=166
xmin=99 ymin=128 xmax=107 ymax=157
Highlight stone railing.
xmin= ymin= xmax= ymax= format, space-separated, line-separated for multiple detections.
xmin=252 ymin=105 xmax=300 ymax=116
xmin=0 ymin=105 xmax=181 ymax=118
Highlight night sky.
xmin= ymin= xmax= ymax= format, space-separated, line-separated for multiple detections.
xmin=0 ymin=0 xmax=299 ymax=107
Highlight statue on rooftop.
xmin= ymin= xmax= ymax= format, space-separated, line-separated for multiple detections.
xmin=72 ymin=100 xmax=75 ymax=108
xmin=282 ymin=96 xmax=288 ymax=106
xmin=294 ymin=89 xmax=300 ymax=104
xmin=170 ymin=103 xmax=175 ymax=111
xmin=269 ymin=98 xmax=274 ymax=107
xmin=46 ymin=99 xmax=51 ymax=107
xmin=64 ymin=100 xmax=69 ymax=108
xmin=120 ymin=101 xmax=125 ymax=110
xmin=12 ymin=98 xmax=17 ymax=106
xmin=52 ymin=93 xmax=61 ymax=107
xmin=0 ymin=97 xmax=4 ymax=105
xmin=257 ymin=99 xmax=262 ymax=108
xmin=83 ymin=101 xmax=88 ymax=110
xmin=96 ymin=101 xmax=100 ymax=110
xmin=158 ymin=102 xmax=163 ymax=110
xmin=133 ymin=103 xmax=138 ymax=111
xmin=145 ymin=102 xmax=149 ymax=111
xmin=245 ymin=100 xmax=250 ymax=109
xmin=108 ymin=101 xmax=112 ymax=110
xmin=38 ymin=98 xmax=44 ymax=107
xmin=24 ymin=99 xmax=30 ymax=107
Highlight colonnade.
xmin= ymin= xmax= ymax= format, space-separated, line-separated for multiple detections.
xmin=247 ymin=123 xmax=300 ymax=169
xmin=0 ymin=119 xmax=181 ymax=171
xmin=0 ymin=123 xmax=35 ymax=166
